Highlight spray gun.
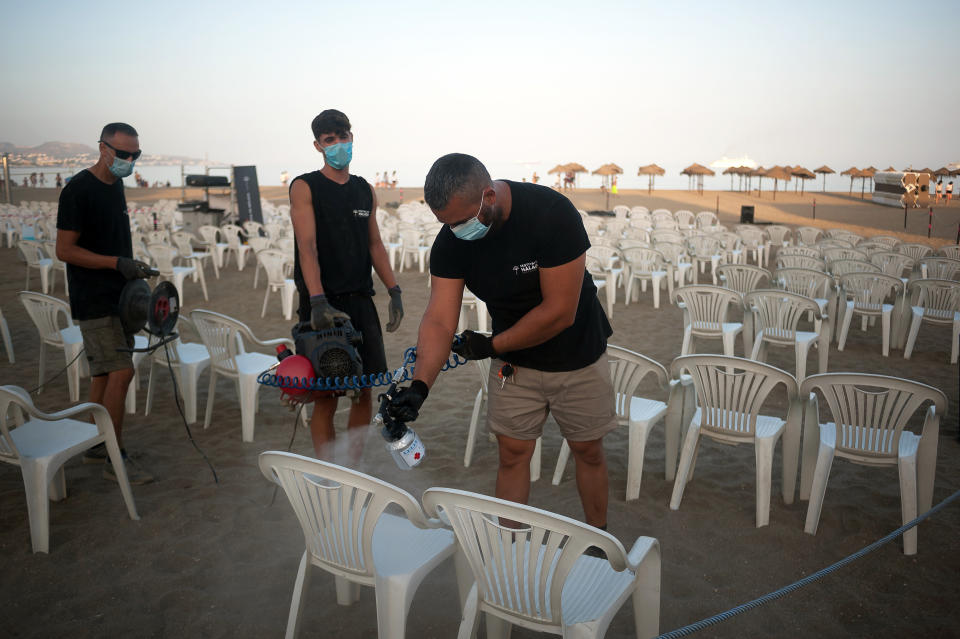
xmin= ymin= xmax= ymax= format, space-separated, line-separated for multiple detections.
xmin=375 ymin=362 xmax=426 ymax=470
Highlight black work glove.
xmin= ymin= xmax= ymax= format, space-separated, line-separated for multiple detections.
xmin=452 ymin=330 xmax=497 ymax=361
xmin=310 ymin=294 xmax=350 ymax=330
xmin=385 ymin=286 xmax=403 ymax=332
xmin=116 ymin=256 xmax=157 ymax=280
xmin=386 ymin=380 xmax=429 ymax=423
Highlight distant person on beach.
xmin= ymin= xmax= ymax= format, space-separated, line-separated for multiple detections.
xmin=611 ymin=176 xmax=618 ymax=195
xmin=56 ymin=173 xmax=63 ymax=188
xmin=280 ymin=170 xmax=289 ymax=187
xmin=948 ymin=181 xmax=954 ymax=203
xmin=391 ymin=170 xmax=397 ymax=188
xmin=22 ymin=177 xmax=27 ymax=187
xmin=935 ymin=179 xmax=942 ymax=203
xmin=532 ymin=171 xmax=539 ymax=184
xmin=289 ymin=108 xmax=403 ymax=460
xmin=39 ymin=173 xmax=46 ymax=187
xmin=387 ymin=153 xmax=615 ymax=539
xmin=30 ymin=172 xmax=37 ymax=187
xmin=55 ymin=122 xmax=154 ymax=485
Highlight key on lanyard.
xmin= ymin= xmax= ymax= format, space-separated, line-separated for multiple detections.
xmin=498 ymin=363 xmax=514 ymax=390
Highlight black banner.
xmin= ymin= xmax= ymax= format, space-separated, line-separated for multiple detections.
xmin=234 ymin=165 xmax=262 ymax=224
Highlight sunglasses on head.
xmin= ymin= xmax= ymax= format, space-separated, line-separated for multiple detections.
xmin=99 ymin=139 xmax=142 ymax=161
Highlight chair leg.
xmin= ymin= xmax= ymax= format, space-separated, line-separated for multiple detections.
xmin=335 ymin=576 xmax=362 ymax=605
xmin=239 ymin=374 xmax=260 ymax=442
xmin=197 ymin=262 xmax=209 ymax=301
xmin=1 ymin=316 xmax=13 ymax=363
xmin=803 ymin=441 xmax=835 ymax=536
xmin=530 ymin=437 xmax=542 ymax=482
xmin=20 ymin=460 xmax=51 ymax=553
xmin=262 ymin=287 xmax=271 ymax=318
xmin=902 ymin=311 xmax=922 ymax=359
xmin=180 ymin=363 xmax=202 ymax=425
xmin=670 ymin=422 xmax=701 ymax=510
xmin=485 ymin=614 xmax=512 ymax=639
xmin=631 ymin=540 xmax=661 ymax=639
xmin=285 ymin=552 xmax=312 ymax=639
xmin=464 ymin=390 xmax=483 ymax=467
xmin=456 ymin=582 xmax=481 ymax=639
xmin=680 ymin=326 xmax=692 ymax=356
xmin=795 ymin=341 xmax=808 ymax=383
xmin=836 ymin=302 xmax=854 ymax=351
xmin=881 ymin=309 xmax=891 ymax=356
xmin=551 ymin=440 xmax=571 ymax=485
xmin=898 ymin=455 xmax=919 ymax=555
xmin=626 ymin=420 xmax=652 ymax=501
xmin=204 ymin=370 xmax=218 ymax=429
xmin=145 ymin=358 xmax=156 ymax=416
xmin=952 ymin=320 xmax=960 ymax=364
xmin=754 ymin=435 xmax=778 ymax=528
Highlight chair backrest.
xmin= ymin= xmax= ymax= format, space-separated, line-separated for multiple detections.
xmin=744 ymin=290 xmax=821 ymax=343
xmin=685 ymin=235 xmax=721 ymax=258
xmin=654 ymin=241 xmax=685 ymax=265
xmin=190 ymin=309 xmax=254 ymax=372
xmin=650 ymin=229 xmax=683 ymax=245
xmin=915 ymin=257 xmax=960 ymax=281
xmin=737 ymin=227 xmax=767 ymax=249
xmin=421 ymin=487 xmax=632 ymax=629
xmin=629 ymin=213 xmax=652 ymax=230
xmin=18 ymin=239 xmax=47 ymax=266
xmin=586 ymin=245 xmax=620 ymax=269
xmin=581 ymin=217 xmax=604 ymax=235
xmin=276 ymin=237 xmax=296 ymax=257
xmin=260 ymin=451 xmax=437 ymax=581
xmin=220 ymin=224 xmax=245 ymax=249
xmin=815 ymin=238 xmax=854 ymax=250
xmin=905 ymin=279 xmax=960 ymax=321
xmin=399 ymin=228 xmax=423 ymax=248
xmin=589 ymin=234 xmax=618 ymax=248
xmin=838 ymin=273 xmax=904 ymax=310
xmin=618 ymin=238 xmax=649 ymax=250
xmin=795 ymin=226 xmax=823 ymax=246
xmin=800 ymin=373 xmax=945 ymax=461
xmin=716 ymin=264 xmax=771 ymax=295
xmin=674 ymin=210 xmax=695 ymax=228
xmin=146 ymin=243 xmax=177 ymax=274
xmin=19 ymin=291 xmax=72 ymax=346
xmin=898 ymin=243 xmax=933 ymax=261
xmin=247 ymin=236 xmax=272 ymax=254
xmin=622 ymin=248 xmax=665 ymax=275
xmin=145 ymin=229 xmax=169 ymax=245
xmin=257 ymin=249 xmax=290 ymax=285
xmin=671 ymin=355 xmax=798 ymax=437
xmin=630 ymin=205 xmax=649 ymax=217
xmin=695 ymin=211 xmax=718 ymax=228
xmin=868 ymin=235 xmax=900 ymax=249
xmin=603 ymin=220 xmax=627 ymax=237
xmin=870 ymin=251 xmax=914 ymax=278
xmin=822 ymin=247 xmax=868 ymax=264
xmin=197 ymin=225 xmax=221 ymax=245
xmin=652 ymin=215 xmax=678 ymax=230
xmin=774 ymin=267 xmax=834 ymax=300
xmin=826 ymin=230 xmax=863 ymax=245
xmin=829 ymin=259 xmax=880 ymax=278
xmin=936 ymin=244 xmax=960 ymax=259
xmin=612 ymin=205 xmax=630 ymax=220
xmin=171 ymin=231 xmax=197 ymax=256
xmin=621 ymin=228 xmax=648 ymax=242
xmin=607 ymin=345 xmax=668 ymax=422
xmin=675 ymin=285 xmax=741 ymax=334
xmin=765 ymin=225 xmax=791 ymax=245
xmin=778 ymin=245 xmax=821 ymax=259
xmin=242 ymin=220 xmax=264 ymax=238
xmin=585 ymin=255 xmax=606 ymax=280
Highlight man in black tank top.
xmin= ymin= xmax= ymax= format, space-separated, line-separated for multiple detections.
xmin=290 ymin=109 xmax=403 ymax=460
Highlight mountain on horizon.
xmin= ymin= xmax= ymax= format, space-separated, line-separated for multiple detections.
xmin=0 ymin=141 xmax=97 ymax=157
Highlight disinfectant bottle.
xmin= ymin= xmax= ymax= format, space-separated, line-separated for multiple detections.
xmin=374 ymin=380 xmax=425 ymax=470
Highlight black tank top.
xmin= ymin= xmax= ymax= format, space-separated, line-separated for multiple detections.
xmin=292 ymin=171 xmax=374 ymax=297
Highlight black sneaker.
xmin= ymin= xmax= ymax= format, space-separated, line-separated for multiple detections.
xmin=103 ymin=453 xmax=154 ymax=485
xmin=82 ymin=443 xmax=108 ymax=465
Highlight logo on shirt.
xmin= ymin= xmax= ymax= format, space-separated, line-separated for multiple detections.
xmin=353 ymin=209 xmax=370 ymax=218
xmin=512 ymin=260 xmax=539 ymax=274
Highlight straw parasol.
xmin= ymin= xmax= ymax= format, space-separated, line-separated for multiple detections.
xmin=722 ymin=166 xmax=741 ymax=191
xmin=637 ymin=163 xmax=665 ymax=194
xmin=764 ymin=166 xmax=792 ymax=200
xmin=860 ymin=167 xmax=877 ymax=196
xmin=840 ymin=166 xmax=859 ymax=195
xmin=592 ymin=163 xmax=624 ymax=207
xmin=934 ymin=167 xmax=951 ymax=177
xmin=814 ymin=165 xmax=834 ymax=192
xmin=791 ymin=166 xmax=816 ymax=195
xmin=884 ymin=166 xmax=896 ymax=172
xmin=547 ymin=164 xmax=567 ymax=174
xmin=680 ymin=163 xmax=715 ymax=195
xmin=750 ymin=166 xmax=766 ymax=195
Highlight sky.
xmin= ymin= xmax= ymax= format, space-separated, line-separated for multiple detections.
xmin=2 ymin=0 xmax=957 ymax=188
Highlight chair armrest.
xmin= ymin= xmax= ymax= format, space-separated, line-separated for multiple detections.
xmin=626 ymin=536 xmax=659 ymax=571
xmin=252 ymin=336 xmax=294 ymax=350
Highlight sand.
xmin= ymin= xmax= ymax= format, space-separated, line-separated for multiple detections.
xmin=1 ymin=189 xmax=959 ymax=638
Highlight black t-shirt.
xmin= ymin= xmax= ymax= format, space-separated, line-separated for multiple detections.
xmin=56 ymin=169 xmax=132 ymax=320
xmin=430 ymin=181 xmax=612 ymax=372
xmin=292 ymin=171 xmax=375 ymax=298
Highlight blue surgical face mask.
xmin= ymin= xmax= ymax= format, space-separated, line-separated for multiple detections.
xmin=450 ymin=192 xmax=490 ymax=241
xmin=109 ymin=156 xmax=135 ymax=178
xmin=323 ymin=141 xmax=353 ymax=170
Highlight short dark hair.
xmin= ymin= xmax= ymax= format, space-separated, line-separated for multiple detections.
xmin=100 ymin=122 xmax=138 ymax=141
xmin=311 ymin=109 xmax=351 ymax=140
xmin=424 ymin=153 xmax=492 ymax=211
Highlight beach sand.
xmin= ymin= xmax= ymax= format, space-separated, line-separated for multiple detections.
xmin=1 ymin=189 xmax=959 ymax=638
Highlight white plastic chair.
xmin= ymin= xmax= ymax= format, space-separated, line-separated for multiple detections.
xmin=915 ymin=256 xmax=960 ymax=281
xmin=247 ymin=236 xmax=274 ymax=288
xmin=41 ymin=239 xmax=69 ymax=296
xmin=795 ymin=226 xmax=823 ymax=246
xmin=936 ymin=244 xmax=960 ymax=259
xmin=744 ymin=290 xmax=827 ymax=382
xmin=552 ymin=345 xmax=693 ymax=500
xmin=716 ymin=264 xmax=770 ymax=296
xmin=459 ymin=288 xmax=489 ymax=334
xmin=398 ymin=228 xmax=430 ymax=273
xmin=220 ymin=223 xmax=250 ymax=270
xmin=0 ymin=306 xmax=13 ymax=363
xmin=242 ymin=220 xmax=265 ymax=239
xmin=259 ymin=451 xmax=467 ymax=639
xmin=798 ymin=373 xmax=946 ymax=555
xmin=463 ymin=356 xmax=543 ymax=481
xmin=736 ymin=227 xmax=767 ymax=266
xmin=0 ymin=385 xmax=139 ymax=553
xmin=870 ymin=251 xmax=914 ymax=281
xmin=765 ymin=225 xmax=792 ymax=249
xmin=695 ymin=211 xmax=718 ymax=229
xmin=897 ymin=242 xmax=933 ymax=262
xmin=172 ymin=230 xmax=217 ymax=281
xmin=778 ymin=245 xmax=822 ymax=260
xmin=669 ymin=355 xmax=802 ymax=527
xmin=684 ymin=235 xmax=723 ymax=284
xmin=776 ymin=254 xmax=825 ymax=271
xmin=257 ymin=249 xmax=297 ymax=320
xmin=422 ymin=487 xmax=661 ymax=639
xmin=144 ymin=318 xmax=211 ymax=424
xmin=197 ymin=225 xmax=228 ymax=275
xmin=191 ymin=310 xmax=292 ymax=442
xmin=836 ymin=273 xmax=905 ymax=357
xmin=774 ymin=267 xmax=837 ymax=344
xmin=675 ymin=285 xmax=743 ymax=357
xmin=19 ymin=239 xmax=53 ymax=294
xmin=148 ymin=243 xmax=204 ymax=306
xmin=622 ymin=248 xmax=668 ymax=309
xmin=673 ymin=210 xmax=695 ymax=231
xmin=586 ymin=255 xmax=616 ymax=319
xmin=653 ymin=241 xmax=693 ymax=295
xmin=901 ymin=279 xmax=960 ymax=363
xmin=19 ymin=291 xmax=86 ymax=402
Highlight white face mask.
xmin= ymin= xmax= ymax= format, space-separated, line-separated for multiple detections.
xmin=450 ymin=192 xmax=490 ymax=241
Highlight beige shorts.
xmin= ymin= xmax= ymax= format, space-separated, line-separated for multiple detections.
xmin=486 ymin=355 xmax=617 ymax=442
xmin=79 ymin=316 xmax=134 ymax=376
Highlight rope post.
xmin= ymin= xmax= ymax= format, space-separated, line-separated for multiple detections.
xmin=812 ymin=198 xmax=816 ymax=220
xmin=904 ymin=202 xmax=908 ymax=230
xmin=715 ymin=194 xmax=719 ymax=215
xmin=928 ymin=207 xmax=933 ymax=239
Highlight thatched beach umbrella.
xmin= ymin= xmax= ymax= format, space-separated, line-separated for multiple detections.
xmin=860 ymin=167 xmax=877 ymax=196
xmin=814 ymin=165 xmax=834 ymax=192
xmin=918 ymin=168 xmax=936 ymax=178
xmin=637 ymin=163 xmax=665 ymax=194
xmin=764 ymin=166 xmax=792 ymax=200
xmin=750 ymin=166 xmax=766 ymax=195
xmin=934 ymin=167 xmax=951 ymax=177
xmin=593 ymin=163 xmax=624 ymax=207
xmin=791 ymin=166 xmax=816 ymax=195
xmin=841 ymin=167 xmax=859 ymax=195
xmin=547 ymin=164 xmax=567 ymax=175
xmin=722 ymin=166 xmax=741 ymax=191
xmin=884 ymin=166 xmax=896 ymax=172
xmin=681 ymin=163 xmax=715 ymax=195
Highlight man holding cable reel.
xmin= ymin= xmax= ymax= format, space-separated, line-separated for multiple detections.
xmin=56 ymin=122 xmax=156 ymax=485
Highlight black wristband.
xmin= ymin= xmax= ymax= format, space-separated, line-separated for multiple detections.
xmin=388 ymin=285 xmax=401 ymax=295
xmin=409 ymin=379 xmax=429 ymax=398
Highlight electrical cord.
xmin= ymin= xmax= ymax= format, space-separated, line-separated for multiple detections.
xmin=25 ymin=347 xmax=86 ymax=395
xmin=162 ymin=340 xmax=218 ymax=484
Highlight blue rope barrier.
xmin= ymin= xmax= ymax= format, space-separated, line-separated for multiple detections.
xmin=258 ymin=345 xmax=469 ymax=392
xmin=655 ymin=489 xmax=960 ymax=639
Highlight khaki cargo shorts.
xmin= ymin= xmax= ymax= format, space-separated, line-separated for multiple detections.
xmin=78 ymin=316 xmax=135 ymax=376
xmin=486 ymin=355 xmax=617 ymax=442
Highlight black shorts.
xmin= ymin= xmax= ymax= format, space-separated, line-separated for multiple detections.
xmin=298 ymin=293 xmax=387 ymax=376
